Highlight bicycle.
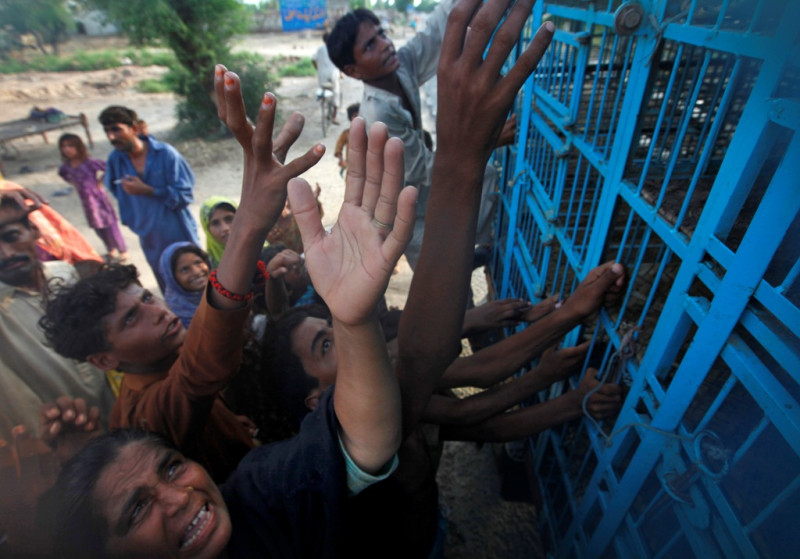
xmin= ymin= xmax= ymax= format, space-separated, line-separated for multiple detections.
xmin=315 ymin=82 xmax=336 ymax=137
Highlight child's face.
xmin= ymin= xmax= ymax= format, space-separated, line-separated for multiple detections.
xmin=174 ymin=252 xmax=209 ymax=292
xmin=60 ymin=142 xmax=79 ymax=160
xmin=208 ymin=208 xmax=235 ymax=246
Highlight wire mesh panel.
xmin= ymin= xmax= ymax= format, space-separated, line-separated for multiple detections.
xmin=491 ymin=1 xmax=800 ymax=557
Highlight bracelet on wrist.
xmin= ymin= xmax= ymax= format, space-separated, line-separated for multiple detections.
xmin=209 ymin=269 xmax=254 ymax=302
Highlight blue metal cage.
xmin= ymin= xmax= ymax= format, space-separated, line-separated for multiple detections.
xmin=491 ymin=1 xmax=800 ymax=557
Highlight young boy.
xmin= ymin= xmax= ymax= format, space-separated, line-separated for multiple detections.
xmin=334 ymin=102 xmax=360 ymax=175
xmin=326 ymin=1 xmax=513 ymax=268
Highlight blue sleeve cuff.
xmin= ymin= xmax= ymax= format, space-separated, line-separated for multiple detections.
xmin=338 ymin=432 xmax=399 ymax=496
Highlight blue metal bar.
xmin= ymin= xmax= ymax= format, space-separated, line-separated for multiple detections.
xmin=588 ymin=129 xmax=800 ymax=554
xmin=739 ymin=307 xmax=800 ymax=386
xmin=674 ymin=57 xmax=741 ymax=228
xmin=602 ymin=38 xmax=636 ymax=159
xmin=753 ymin=281 xmax=800 ymax=336
xmin=661 ymin=22 xmax=778 ymax=59
xmin=724 ymin=335 xmax=800 ymax=452
xmin=745 ymin=476 xmax=800 ymax=536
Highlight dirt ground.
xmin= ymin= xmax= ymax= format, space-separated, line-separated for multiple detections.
xmin=0 ymin=32 xmax=541 ymax=558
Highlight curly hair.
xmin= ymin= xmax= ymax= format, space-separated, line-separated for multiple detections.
xmin=39 ymin=264 xmax=140 ymax=361
xmin=37 ymin=430 xmax=169 ymax=559
xmin=326 ymin=9 xmax=380 ymax=72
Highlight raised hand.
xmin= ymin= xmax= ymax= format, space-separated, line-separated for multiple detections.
xmin=437 ymin=0 xmax=554 ymax=164
xmin=39 ymin=396 xmax=101 ymax=463
xmin=214 ymin=65 xmax=321 ymax=239
xmin=0 ymin=186 xmax=46 ymax=213
xmin=265 ymin=249 xmax=303 ymax=279
xmin=212 ymin=64 xmax=323 ymax=304
xmin=290 ymin=118 xmax=417 ymax=326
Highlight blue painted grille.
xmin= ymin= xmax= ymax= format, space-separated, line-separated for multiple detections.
xmin=491 ymin=1 xmax=800 ymax=557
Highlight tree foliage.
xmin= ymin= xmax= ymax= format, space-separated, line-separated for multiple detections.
xmin=82 ymin=0 xmax=271 ymax=137
xmin=0 ymin=0 xmax=72 ymax=56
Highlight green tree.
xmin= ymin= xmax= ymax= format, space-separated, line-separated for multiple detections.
xmin=83 ymin=0 xmax=272 ymax=137
xmin=0 ymin=0 xmax=72 ymax=55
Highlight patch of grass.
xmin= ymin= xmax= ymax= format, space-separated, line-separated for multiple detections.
xmin=275 ymin=56 xmax=315 ymax=78
xmin=0 ymin=48 xmax=177 ymax=74
xmin=136 ymin=78 xmax=172 ymax=93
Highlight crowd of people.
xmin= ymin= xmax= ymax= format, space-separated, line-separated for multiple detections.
xmin=0 ymin=0 xmax=629 ymax=556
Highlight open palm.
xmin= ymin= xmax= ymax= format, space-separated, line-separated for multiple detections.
xmin=289 ymin=119 xmax=416 ymax=326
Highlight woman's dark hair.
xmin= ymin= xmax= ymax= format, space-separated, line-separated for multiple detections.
xmin=58 ymin=133 xmax=88 ymax=162
xmin=170 ymin=245 xmax=211 ymax=278
xmin=39 ymin=264 xmax=140 ymax=360
xmin=262 ymin=304 xmax=331 ymax=428
xmin=326 ymin=9 xmax=381 ymax=71
xmin=37 ymin=430 xmax=169 ymax=559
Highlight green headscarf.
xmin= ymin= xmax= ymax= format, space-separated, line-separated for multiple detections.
xmin=200 ymin=196 xmax=237 ymax=268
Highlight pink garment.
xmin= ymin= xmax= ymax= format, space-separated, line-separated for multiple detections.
xmin=0 ymin=180 xmax=102 ymax=263
xmin=58 ymin=157 xmax=118 ymax=229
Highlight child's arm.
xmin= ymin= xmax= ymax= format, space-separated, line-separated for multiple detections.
xmin=290 ymin=118 xmax=417 ymax=473
xmin=425 ymin=343 xmax=590 ymax=427
xmin=460 ymin=298 xmax=534 ymax=338
xmin=212 ymin=66 xmax=322 ymax=311
xmin=263 ymin=249 xmax=300 ymax=318
xmin=397 ymin=0 xmax=555 ymax=434
xmin=440 ymin=261 xmax=626 ymax=390
xmin=440 ymin=372 xmax=623 ymax=442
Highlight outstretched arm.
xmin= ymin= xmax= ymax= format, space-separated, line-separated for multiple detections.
xmin=440 ymin=262 xmax=626 ymax=390
xmin=398 ymin=0 xmax=555 ymax=434
xmin=440 ymin=370 xmax=623 ymax=442
xmin=460 ymin=297 xmax=533 ymax=338
xmin=38 ymin=397 xmax=101 ymax=464
xmin=290 ymin=118 xmax=417 ymax=473
xmin=212 ymin=65 xmax=322 ymax=310
xmin=424 ymin=342 xmax=588 ymax=426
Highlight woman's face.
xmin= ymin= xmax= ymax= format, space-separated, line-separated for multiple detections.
xmin=95 ymin=441 xmax=231 ymax=559
xmin=207 ymin=208 xmax=235 ymax=246
xmin=174 ymin=252 xmax=209 ymax=292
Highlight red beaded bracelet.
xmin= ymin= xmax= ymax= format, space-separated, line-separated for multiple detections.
xmin=209 ymin=261 xmax=270 ymax=302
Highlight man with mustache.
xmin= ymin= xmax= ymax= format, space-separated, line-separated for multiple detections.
xmin=0 ymin=194 xmax=115 ymax=441
xmin=98 ymin=105 xmax=199 ymax=291
xmin=326 ymin=1 xmax=510 ymax=269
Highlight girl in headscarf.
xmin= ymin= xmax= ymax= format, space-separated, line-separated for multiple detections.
xmin=158 ymin=241 xmax=210 ymax=327
xmin=200 ymin=195 xmax=237 ymax=268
